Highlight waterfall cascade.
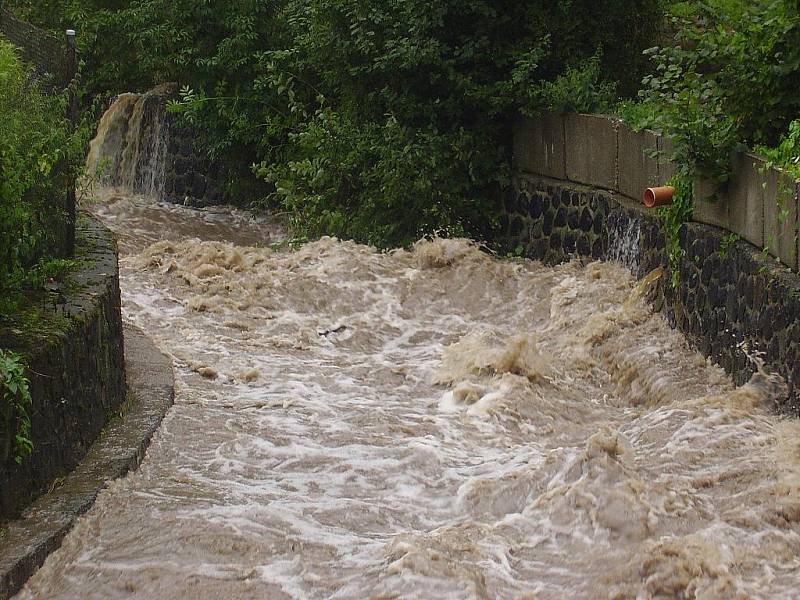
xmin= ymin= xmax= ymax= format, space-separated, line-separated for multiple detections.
xmin=86 ymin=85 xmax=223 ymax=206
xmin=86 ymin=87 xmax=172 ymax=198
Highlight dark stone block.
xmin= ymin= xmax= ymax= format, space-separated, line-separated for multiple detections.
xmin=510 ymin=215 xmax=526 ymax=237
xmin=528 ymin=239 xmax=547 ymax=259
xmin=567 ymin=209 xmax=580 ymax=230
xmin=530 ymin=196 xmax=544 ymax=219
xmin=590 ymin=238 xmax=603 ymax=258
xmin=590 ymin=194 xmax=609 ymax=215
xmin=554 ymin=207 xmax=567 ymax=228
xmin=594 ymin=211 xmax=606 ymax=235
xmin=576 ymin=235 xmax=591 ymax=256
xmin=517 ymin=191 xmax=531 ymax=212
xmin=543 ymin=210 xmax=554 ymax=236
xmin=563 ymin=230 xmax=577 ymax=254
xmin=579 ymin=208 xmax=594 ymax=232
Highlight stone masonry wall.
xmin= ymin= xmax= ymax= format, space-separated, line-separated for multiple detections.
xmin=0 ymin=214 xmax=126 ymax=520
xmin=163 ymin=115 xmax=223 ymax=208
xmin=499 ymin=175 xmax=800 ymax=414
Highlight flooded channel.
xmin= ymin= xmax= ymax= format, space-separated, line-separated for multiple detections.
xmin=16 ymin=188 xmax=800 ymax=598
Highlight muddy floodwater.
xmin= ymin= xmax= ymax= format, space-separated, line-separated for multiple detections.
xmin=16 ymin=191 xmax=800 ymax=599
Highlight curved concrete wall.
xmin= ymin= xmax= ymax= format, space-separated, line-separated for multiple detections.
xmin=0 ymin=214 xmax=126 ymax=519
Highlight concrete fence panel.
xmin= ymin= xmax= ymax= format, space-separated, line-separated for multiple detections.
xmin=764 ymin=167 xmax=799 ymax=269
xmin=692 ymin=179 xmax=731 ymax=232
xmin=727 ymin=154 xmax=766 ymax=248
xmin=512 ymin=114 xmax=566 ymax=179
xmin=657 ymin=135 xmax=676 ymax=186
xmin=617 ymin=125 xmax=659 ymax=201
xmin=564 ymin=114 xmax=618 ymax=191
xmin=513 ymin=112 xmax=800 ymax=271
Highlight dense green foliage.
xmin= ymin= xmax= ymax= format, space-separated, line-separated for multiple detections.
xmin=622 ymin=0 xmax=800 ymax=184
xmin=7 ymin=0 xmax=661 ymax=248
xmin=10 ymin=0 xmax=800 ymax=253
xmin=0 ymin=40 xmax=83 ymax=292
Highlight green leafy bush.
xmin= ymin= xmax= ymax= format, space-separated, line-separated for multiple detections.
xmin=755 ymin=120 xmax=800 ymax=178
xmin=615 ymin=1 xmax=800 ymax=285
xmin=0 ymin=40 xmax=83 ymax=291
xmin=532 ymin=55 xmax=617 ymax=115
xmin=622 ymin=0 xmax=800 ymax=183
xmin=173 ymin=0 xmax=660 ymax=246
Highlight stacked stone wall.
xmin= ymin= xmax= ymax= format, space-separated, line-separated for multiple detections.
xmin=163 ymin=116 xmax=224 ymax=208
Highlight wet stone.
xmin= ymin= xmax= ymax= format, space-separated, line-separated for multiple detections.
xmin=542 ymin=211 xmax=554 ymax=236
xmin=562 ymin=230 xmax=577 ymax=254
xmin=554 ymin=207 xmax=567 ymax=228
xmin=579 ymin=207 xmax=594 ymax=232
xmin=530 ymin=220 xmax=544 ymax=240
xmin=549 ymin=229 xmax=563 ymax=249
xmin=510 ymin=215 xmax=526 ymax=237
xmin=567 ymin=209 xmax=580 ymax=230
xmin=530 ymin=195 xmax=544 ymax=219
xmin=576 ymin=235 xmax=591 ymax=256
xmin=591 ymin=237 xmax=605 ymax=259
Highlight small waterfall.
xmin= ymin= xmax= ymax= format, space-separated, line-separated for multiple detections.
xmin=607 ymin=215 xmax=641 ymax=269
xmin=86 ymin=87 xmax=172 ymax=198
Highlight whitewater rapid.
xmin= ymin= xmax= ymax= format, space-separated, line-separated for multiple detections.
xmin=16 ymin=191 xmax=800 ymax=599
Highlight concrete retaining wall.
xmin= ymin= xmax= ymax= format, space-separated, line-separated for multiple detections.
xmin=0 ymin=214 xmax=126 ymax=520
xmin=514 ymin=114 xmax=800 ymax=272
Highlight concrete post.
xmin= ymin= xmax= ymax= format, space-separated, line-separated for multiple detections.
xmin=64 ymin=29 xmax=78 ymax=256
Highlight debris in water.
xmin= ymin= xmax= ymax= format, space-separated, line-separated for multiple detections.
xmin=196 ymin=366 xmax=218 ymax=379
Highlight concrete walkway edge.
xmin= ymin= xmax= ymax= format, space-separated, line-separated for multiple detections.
xmin=0 ymin=325 xmax=174 ymax=599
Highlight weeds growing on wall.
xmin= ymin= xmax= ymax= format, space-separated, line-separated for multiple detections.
xmin=623 ymin=1 xmax=800 ymax=182
xmin=0 ymin=349 xmax=33 ymax=465
xmin=617 ymin=0 xmax=800 ymax=284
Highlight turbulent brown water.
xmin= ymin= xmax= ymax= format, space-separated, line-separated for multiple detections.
xmin=16 ymin=188 xmax=800 ymax=599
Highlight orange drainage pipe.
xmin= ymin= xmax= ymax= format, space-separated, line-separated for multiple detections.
xmin=643 ymin=186 xmax=675 ymax=208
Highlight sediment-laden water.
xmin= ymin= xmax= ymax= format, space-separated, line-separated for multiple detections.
xmin=16 ymin=190 xmax=800 ymax=599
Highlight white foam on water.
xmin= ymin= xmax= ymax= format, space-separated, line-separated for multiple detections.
xmin=16 ymin=192 xmax=800 ymax=599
